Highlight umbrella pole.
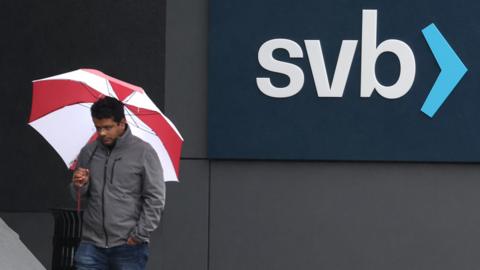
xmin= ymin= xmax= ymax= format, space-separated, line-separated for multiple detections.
xmin=76 ymin=188 xmax=81 ymax=213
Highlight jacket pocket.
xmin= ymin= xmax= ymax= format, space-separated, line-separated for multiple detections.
xmin=110 ymin=157 xmax=122 ymax=184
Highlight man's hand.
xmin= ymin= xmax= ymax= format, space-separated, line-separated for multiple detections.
xmin=127 ymin=236 xmax=140 ymax=246
xmin=73 ymin=167 xmax=90 ymax=188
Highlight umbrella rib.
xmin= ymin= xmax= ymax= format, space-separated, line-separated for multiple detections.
xmin=125 ymin=112 xmax=145 ymax=130
xmin=105 ymin=79 xmax=115 ymax=97
xmin=76 ymin=103 xmax=157 ymax=135
xmin=132 ymin=125 xmax=157 ymax=136
xmin=129 ymin=112 xmax=162 ymax=116
xmin=69 ymin=88 xmax=159 ymax=137
xmin=74 ymin=103 xmax=163 ymax=116
xmin=72 ymin=104 xmax=157 ymax=135
xmin=124 ymin=110 xmax=157 ymax=136
xmin=78 ymin=103 xmax=91 ymax=108
xmin=122 ymin=92 xmax=136 ymax=103
xmin=74 ymin=81 xmax=105 ymax=100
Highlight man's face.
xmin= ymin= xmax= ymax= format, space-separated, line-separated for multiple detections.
xmin=93 ymin=117 xmax=126 ymax=146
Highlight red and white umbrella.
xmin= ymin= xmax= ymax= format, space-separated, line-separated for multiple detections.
xmin=28 ymin=68 xmax=183 ymax=182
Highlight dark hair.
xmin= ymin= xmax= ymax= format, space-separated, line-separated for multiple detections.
xmin=90 ymin=96 xmax=125 ymax=123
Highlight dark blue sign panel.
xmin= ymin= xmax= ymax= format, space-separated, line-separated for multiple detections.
xmin=208 ymin=0 xmax=480 ymax=162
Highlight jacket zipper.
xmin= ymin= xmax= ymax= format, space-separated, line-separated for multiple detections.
xmin=102 ymin=150 xmax=111 ymax=248
xmin=110 ymin=157 xmax=122 ymax=184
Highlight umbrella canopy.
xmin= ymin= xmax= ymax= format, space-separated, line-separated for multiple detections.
xmin=28 ymin=69 xmax=183 ymax=182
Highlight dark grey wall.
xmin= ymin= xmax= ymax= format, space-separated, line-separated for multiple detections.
xmin=166 ymin=0 xmax=480 ymax=270
xmin=210 ymin=162 xmax=480 ymax=270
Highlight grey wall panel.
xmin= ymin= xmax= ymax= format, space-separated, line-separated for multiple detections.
xmin=165 ymin=0 xmax=208 ymax=158
xmin=1 ymin=213 xmax=53 ymax=270
xmin=150 ymin=160 xmax=209 ymax=270
xmin=210 ymin=161 xmax=480 ymax=270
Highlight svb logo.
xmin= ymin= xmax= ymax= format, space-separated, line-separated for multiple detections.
xmin=256 ymin=10 xmax=467 ymax=118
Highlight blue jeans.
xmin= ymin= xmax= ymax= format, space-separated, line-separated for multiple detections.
xmin=74 ymin=242 xmax=149 ymax=270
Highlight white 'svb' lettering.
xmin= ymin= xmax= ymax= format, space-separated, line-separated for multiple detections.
xmin=256 ymin=10 xmax=416 ymax=100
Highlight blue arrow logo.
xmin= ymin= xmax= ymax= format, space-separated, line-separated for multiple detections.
xmin=421 ymin=23 xmax=468 ymax=118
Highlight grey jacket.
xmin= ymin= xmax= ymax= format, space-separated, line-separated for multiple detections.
xmin=70 ymin=126 xmax=165 ymax=248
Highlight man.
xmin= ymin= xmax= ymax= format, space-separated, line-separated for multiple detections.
xmin=71 ymin=96 xmax=165 ymax=270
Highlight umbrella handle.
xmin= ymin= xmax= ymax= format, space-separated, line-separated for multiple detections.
xmin=76 ymin=187 xmax=81 ymax=213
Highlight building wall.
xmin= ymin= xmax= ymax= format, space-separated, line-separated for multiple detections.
xmin=166 ymin=0 xmax=480 ymax=270
xmin=2 ymin=0 xmax=480 ymax=270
